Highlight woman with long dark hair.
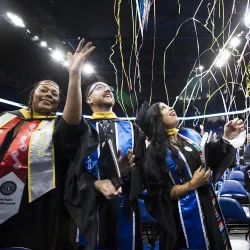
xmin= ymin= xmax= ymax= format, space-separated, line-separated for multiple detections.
xmin=136 ymin=101 xmax=245 ymax=250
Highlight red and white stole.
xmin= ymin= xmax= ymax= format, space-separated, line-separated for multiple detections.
xmin=0 ymin=111 xmax=55 ymax=224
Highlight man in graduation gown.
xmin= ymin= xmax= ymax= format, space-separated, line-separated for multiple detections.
xmin=56 ymin=40 xmax=145 ymax=250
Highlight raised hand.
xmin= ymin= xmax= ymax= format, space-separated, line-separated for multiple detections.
xmin=117 ymin=149 xmax=135 ymax=175
xmin=67 ymin=39 xmax=95 ymax=76
xmin=94 ymin=179 xmax=122 ymax=199
xmin=223 ymin=118 xmax=245 ymax=140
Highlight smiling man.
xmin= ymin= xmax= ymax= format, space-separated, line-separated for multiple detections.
xmin=85 ymin=82 xmax=115 ymax=112
xmin=59 ymin=40 xmax=146 ymax=250
xmin=63 ymin=80 xmax=146 ymax=250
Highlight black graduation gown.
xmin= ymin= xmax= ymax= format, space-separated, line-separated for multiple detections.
xmin=244 ymin=165 xmax=250 ymax=192
xmin=244 ymin=145 xmax=250 ymax=165
xmin=0 ymin=111 xmax=81 ymax=250
xmin=145 ymin=136 xmax=236 ymax=250
xmin=61 ymin=117 xmax=145 ymax=250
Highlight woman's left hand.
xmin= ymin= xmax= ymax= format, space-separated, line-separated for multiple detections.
xmin=223 ymin=118 xmax=245 ymax=140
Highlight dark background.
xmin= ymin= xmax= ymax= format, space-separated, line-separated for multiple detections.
xmin=0 ymin=0 xmax=248 ymax=119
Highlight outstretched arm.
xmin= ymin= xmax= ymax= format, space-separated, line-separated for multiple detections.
xmin=63 ymin=39 xmax=95 ymax=125
xmin=207 ymin=118 xmax=245 ymax=182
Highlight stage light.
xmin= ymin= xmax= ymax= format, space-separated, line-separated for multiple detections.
xmin=32 ymin=36 xmax=39 ymax=41
xmin=230 ymin=37 xmax=241 ymax=48
xmin=221 ymin=50 xmax=230 ymax=60
xmin=2 ymin=96 xmax=250 ymax=121
xmin=40 ymin=41 xmax=47 ymax=47
xmin=83 ymin=63 xmax=94 ymax=74
xmin=51 ymin=50 xmax=64 ymax=62
xmin=215 ymin=58 xmax=226 ymax=67
xmin=62 ymin=61 xmax=69 ymax=67
xmin=198 ymin=65 xmax=204 ymax=71
xmin=6 ymin=12 xmax=25 ymax=28
xmin=215 ymin=49 xmax=230 ymax=67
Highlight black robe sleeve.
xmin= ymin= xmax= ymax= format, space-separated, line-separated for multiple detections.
xmin=128 ymin=124 xmax=146 ymax=201
xmin=206 ymin=137 xmax=236 ymax=183
xmin=53 ymin=116 xmax=87 ymax=160
xmin=53 ymin=116 xmax=100 ymax=250
xmin=144 ymin=145 xmax=177 ymax=250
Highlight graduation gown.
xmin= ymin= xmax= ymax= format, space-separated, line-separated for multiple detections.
xmin=244 ymin=145 xmax=250 ymax=166
xmin=0 ymin=110 xmax=80 ymax=250
xmin=244 ymin=165 xmax=250 ymax=192
xmin=61 ymin=117 xmax=145 ymax=250
xmin=144 ymin=130 xmax=236 ymax=250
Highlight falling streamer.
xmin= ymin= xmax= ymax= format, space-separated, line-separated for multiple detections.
xmin=149 ymin=0 xmax=156 ymax=105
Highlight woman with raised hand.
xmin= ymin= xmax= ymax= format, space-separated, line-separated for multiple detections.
xmin=136 ymin=101 xmax=245 ymax=250
xmin=0 ymin=40 xmax=95 ymax=250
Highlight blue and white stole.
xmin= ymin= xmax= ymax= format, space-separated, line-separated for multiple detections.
xmin=166 ymin=128 xmax=209 ymax=249
xmin=81 ymin=120 xmax=135 ymax=250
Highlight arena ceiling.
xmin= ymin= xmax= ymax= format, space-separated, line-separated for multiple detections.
xmin=0 ymin=0 xmax=248 ymax=117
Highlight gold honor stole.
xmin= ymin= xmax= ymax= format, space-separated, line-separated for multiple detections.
xmin=0 ymin=111 xmax=55 ymax=224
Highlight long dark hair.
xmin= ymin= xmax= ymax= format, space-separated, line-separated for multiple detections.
xmin=146 ymin=103 xmax=186 ymax=176
xmin=27 ymin=80 xmax=60 ymax=118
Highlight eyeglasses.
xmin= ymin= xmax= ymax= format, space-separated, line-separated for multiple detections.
xmin=87 ymin=84 xmax=114 ymax=98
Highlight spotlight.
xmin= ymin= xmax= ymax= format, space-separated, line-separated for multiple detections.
xmin=230 ymin=37 xmax=241 ymax=48
xmin=83 ymin=64 xmax=94 ymax=74
xmin=62 ymin=61 xmax=69 ymax=67
xmin=198 ymin=65 xmax=204 ymax=71
xmin=32 ymin=36 xmax=39 ymax=41
xmin=220 ymin=50 xmax=230 ymax=60
xmin=40 ymin=41 xmax=47 ymax=47
xmin=51 ymin=50 xmax=64 ymax=62
xmin=215 ymin=58 xmax=226 ymax=67
xmin=6 ymin=12 xmax=25 ymax=28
